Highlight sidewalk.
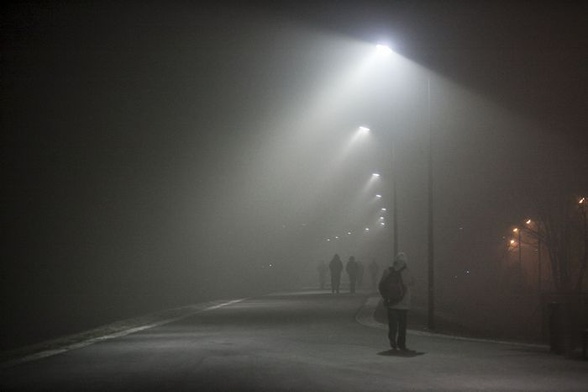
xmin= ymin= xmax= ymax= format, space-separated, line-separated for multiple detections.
xmin=356 ymin=294 xmax=548 ymax=349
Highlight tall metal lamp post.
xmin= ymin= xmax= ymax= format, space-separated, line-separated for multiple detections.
xmin=426 ymin=76 xmax=435 ymax=331
xmin=377 ymin=44 xmax=435 ymax=330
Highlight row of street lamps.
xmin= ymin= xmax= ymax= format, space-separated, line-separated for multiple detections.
xmin=324 ymin=43 xmax=436 ymax=329
xmin=376 ymin=44 xmax=435 ymax=330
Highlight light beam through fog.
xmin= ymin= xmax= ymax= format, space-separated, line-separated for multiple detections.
xmin=2 ymin=2 xmax=586 ymax=350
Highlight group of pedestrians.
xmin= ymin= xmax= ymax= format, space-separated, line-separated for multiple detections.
xmin=318 ymin=255 xmax=382 ymax=294
xmin=318 ymin=252 xmax=416 ymax=353
xmin=324 ymin=254 xmax=360 ymax=294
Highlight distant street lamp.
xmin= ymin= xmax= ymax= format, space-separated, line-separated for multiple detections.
xmin=365 ymin=128 xmax=399 ymax=261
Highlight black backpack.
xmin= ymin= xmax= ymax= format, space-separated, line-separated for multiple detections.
xmin=378 ymin=267 xmax=406 ymax=306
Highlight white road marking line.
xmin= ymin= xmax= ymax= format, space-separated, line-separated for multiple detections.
xmin=1 ymin=298 xmax=245 ymax=368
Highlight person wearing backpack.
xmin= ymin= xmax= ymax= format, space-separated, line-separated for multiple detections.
xmin=378 ymin=252 xmax=415 ymax=352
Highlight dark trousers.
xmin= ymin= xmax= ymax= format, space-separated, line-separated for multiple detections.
xmin=387 ymin=309 xmax=408 ymax=349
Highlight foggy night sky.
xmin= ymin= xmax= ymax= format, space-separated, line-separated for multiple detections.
xmin=2 ymin=1 xmax=587 ymax=348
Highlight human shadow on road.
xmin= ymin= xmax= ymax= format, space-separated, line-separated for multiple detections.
xmin=377 ymin=349 xmax=426 ymax=357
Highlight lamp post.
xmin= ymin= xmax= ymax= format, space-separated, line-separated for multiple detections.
xmin=513 ymin=227 xmax=522 ymax=289
xmin=525 ymin=219 xmax=542 ymax=294
xmin=392 ymin=165 xmax=399 ymax=257
xmin=579 ymin=198 xmax=587 ymax=290
xmin=376 ymin=44 xmax=435 ymax=330
xmin=426 ymin=75 xmax=435 ymax=331
xmin=388 ymin=134 xmax=399 ymax=258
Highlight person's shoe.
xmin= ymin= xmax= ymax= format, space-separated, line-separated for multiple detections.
xmin=399 ymin=348 xmax=415 ymax=353
xmin=390 ymin=343 xmax=398 ymax=350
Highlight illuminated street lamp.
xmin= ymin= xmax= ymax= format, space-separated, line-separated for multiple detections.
xmin=376 ymin=43 xmax=435 ymax=330
xmin=360 ymin=127 xmax=398 ymax=257
xmin=376 ymin=43 xmax=394 ymax=55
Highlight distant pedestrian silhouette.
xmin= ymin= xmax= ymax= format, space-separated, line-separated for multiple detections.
xmin=329 ymin=254 xmax=343 ymax=294
xmin=346 ymin=256 xmax=359 ymax=293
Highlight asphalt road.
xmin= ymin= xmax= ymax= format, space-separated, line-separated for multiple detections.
xmin=1 ymin=290 xmax=587 ymax=391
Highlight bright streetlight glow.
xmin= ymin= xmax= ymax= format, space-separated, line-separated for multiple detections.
xmin=376 ymin=44 xmax=393 ymax=55
xmin=513 ymin=228 xmax=519 ymax=233
xmin=376 ymin=194 xmax=382 ymax=198
xmin=372 ymin=173 xmax=380 ymax=177
xmin=358 ymin=126 xmax=370 ymax=133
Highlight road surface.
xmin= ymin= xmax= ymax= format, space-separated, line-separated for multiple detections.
xmin=1 ymin=290 xmax=587 ymax=391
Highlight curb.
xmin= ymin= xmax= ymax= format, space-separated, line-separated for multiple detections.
xmin=356 ymin=295 xmax=549 ymax=350
xmin=1 ymin=298 xmax=245 ymax=369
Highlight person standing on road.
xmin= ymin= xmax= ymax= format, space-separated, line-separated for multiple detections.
xmin=346 ymin=256 xmax=359 ymax=294
xmin=379 ymin=252 xmax=415 ymax=352
xmin=329 ymin=254 xmax=343 ymax=294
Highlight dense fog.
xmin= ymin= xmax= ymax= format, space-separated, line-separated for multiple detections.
xmin=2 ymin=2 xmax=587 ymax=349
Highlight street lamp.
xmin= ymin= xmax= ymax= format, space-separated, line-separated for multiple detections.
xmin=377 ymin=43 xmax=435 ymax=329
xmin=525 ymin=219 xmax=542 ymax=294
xmin=376 ymin=44 xmax=394 ymax=55
xmin=425 ymin=72 xmax=435 ymax=331
xmin=579 ymin=198 xmax=587 ymax=289
xmin=371 ymin=130 xmax=399 ymax=259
